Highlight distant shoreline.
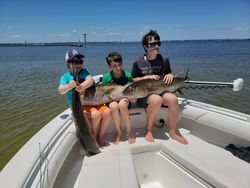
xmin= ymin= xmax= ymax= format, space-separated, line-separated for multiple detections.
xmin=0 ymin=39 xmax=249 ymax=47
xmin=0 ymin=42 xmax=84 ymax=47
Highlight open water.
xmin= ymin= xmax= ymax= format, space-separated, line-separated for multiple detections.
xmin=0 ymin=40 xmax=250 ymax=170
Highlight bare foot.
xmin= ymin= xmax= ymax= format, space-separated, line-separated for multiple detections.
xmin=112 ymin=131 xmax=122 ymax=145
xmin=170 ymin=134 xmax=188 ymax=145
xmin=145 ymin=130 xmax=154 ymax=142
xmin=97 ymin=137 xmax=106 ymax=147
xmin=127 ymin=132 xmax=136 ymax=144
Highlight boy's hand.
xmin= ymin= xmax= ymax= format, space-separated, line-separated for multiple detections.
xmin=68 ymin=80 xmax=77 ymax=89
xmin=145 ymin=75 xmax=160 ymax=80
xmin=163 ymin=74 xmax=173 ymax=84
xmin=75 ymin=83 xmax=85 ymax=92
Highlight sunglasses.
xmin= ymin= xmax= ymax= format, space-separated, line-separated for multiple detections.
xmin=148 ymin=41 xmax=161 ymax=48
xmin=68 ymin=59 xmax=84 ymax=65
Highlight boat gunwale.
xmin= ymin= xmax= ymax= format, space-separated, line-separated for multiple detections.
xmin=0 ymin=109 xmax=76 ymax=188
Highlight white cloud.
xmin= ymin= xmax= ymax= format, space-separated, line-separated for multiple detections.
xmin=125 ymin=32 xmax=134 ymax=36
xmin=45 ymin=34 xmax=52 ymax=38
xmin=175 ymin=27 xmax=183 ymax=32
xmin=89 ymin=27 xmax=106 ymax=31
xmin=104 ymin=28 xmax=112 ymax=33
xmin=234 ymin=27 xmax=249 ymax=31
xmin=107 ymin=32 xmax=120 ymax=35
xmin=9 ymin=34 xmax=24 ymax=38
xmin=59 ymin=33 xmax=71 ymax=37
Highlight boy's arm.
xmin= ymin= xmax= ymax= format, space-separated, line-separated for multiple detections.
xmin=58 ymin=79 xmax=77 ymax=95
xmin=131 ymin=62 xmax=143 ymax=81
xmin=131 ymin=62 xmax=158 ymax=81
xmin=75 ymin=76 xmax=94 ymax=92
xmin=131 ymin=62 xmax=161 ymax=81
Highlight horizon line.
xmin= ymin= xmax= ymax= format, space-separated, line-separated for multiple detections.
xmin=0 ymin=38 xmax=249 ymax=45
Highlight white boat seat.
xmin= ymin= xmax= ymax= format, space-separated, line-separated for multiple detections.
xmin=181 ymin=105 xmax=250 ymax=144
xmin=160 ymin=133 xmax=250 ymax=188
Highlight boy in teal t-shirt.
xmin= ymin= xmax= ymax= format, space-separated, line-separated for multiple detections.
xmin=102 ymin=51 xmax=135 ymax=144
xmin=59 ymin=67 xmax=92 ymax=106
xmin=58 ymin=49 xmax=111 ymax=146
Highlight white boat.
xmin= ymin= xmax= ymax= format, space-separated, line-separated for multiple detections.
xmin=1 ymin=76 xmax=250 ymax=188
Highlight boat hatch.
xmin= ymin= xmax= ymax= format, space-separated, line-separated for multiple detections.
xmin=133 ymin=149 xmax=213 ymax=188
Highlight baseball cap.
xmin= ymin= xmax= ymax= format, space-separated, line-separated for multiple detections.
xmin=65 ymin=49 xmax=84 ymax=62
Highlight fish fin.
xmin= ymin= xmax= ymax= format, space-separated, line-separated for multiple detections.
xmin=184 ymin=68 xmax=189 ymax=80
xmin=174 ymin=71 xmax=184 ymax=77
xmin=174 ymin=68 xmax=189 ymax=79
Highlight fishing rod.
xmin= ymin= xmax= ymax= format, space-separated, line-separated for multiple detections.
xmin=182 ymin=78 xmax=244 ymax=91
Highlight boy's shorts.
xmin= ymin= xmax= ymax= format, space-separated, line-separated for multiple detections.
xmin=137 ymin=93 xmax=169 ymax=108
xmin=82 ymin=105 xmax=109 ymax=114
xmin=137 ymin=97 xmax=148 ymax=108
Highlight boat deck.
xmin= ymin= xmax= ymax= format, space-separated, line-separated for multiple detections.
xmin=2 ymin=98 xmax=250 ymax=188
xmin=54 ymin=123 xmax=250 ymax=188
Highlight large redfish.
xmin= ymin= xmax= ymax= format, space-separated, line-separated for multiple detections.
xmin=122 ymin=77 xmax=186 ymax=98
xmin=81 ymin=83 xmax=129 ymax=106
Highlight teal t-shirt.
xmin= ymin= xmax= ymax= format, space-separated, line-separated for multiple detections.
xmin=102 ymin=70 xmax=133 ymax=86
xmin=59 ymin=68 xmax=92 ymax=106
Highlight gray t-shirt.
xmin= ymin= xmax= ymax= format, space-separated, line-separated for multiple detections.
xmin=131 ymin=54 xmax=172 ymax=78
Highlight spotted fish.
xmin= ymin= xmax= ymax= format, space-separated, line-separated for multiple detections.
xmin=122 ymin=76 xmax=186 ymax=99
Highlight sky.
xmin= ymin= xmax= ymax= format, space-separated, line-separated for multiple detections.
xmin=0 ymin=0 xmax=249 ymax=43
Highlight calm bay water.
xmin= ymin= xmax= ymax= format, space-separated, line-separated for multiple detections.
xmin=0 ymin=40 xmax=250 ymax=170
